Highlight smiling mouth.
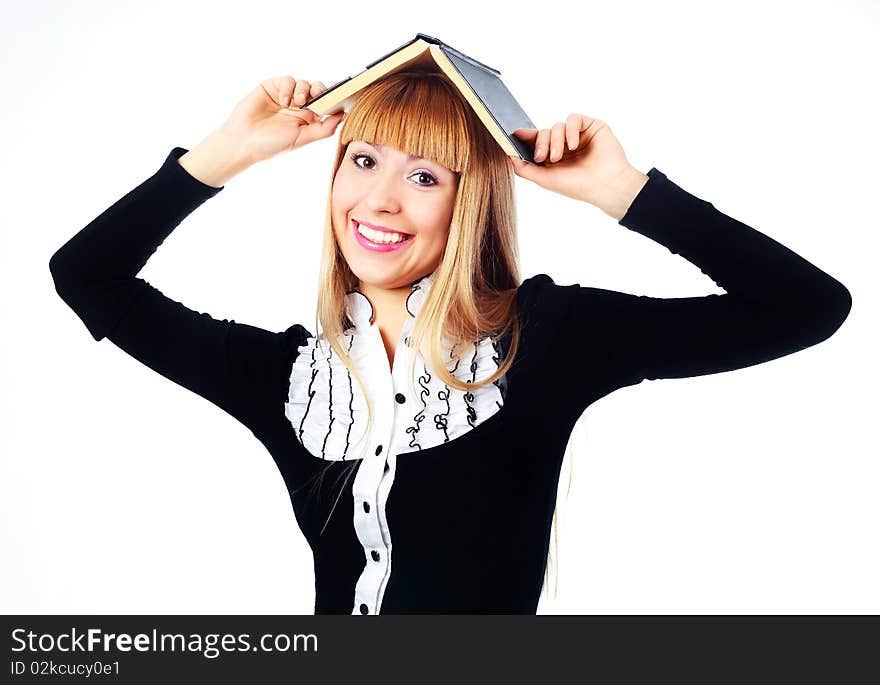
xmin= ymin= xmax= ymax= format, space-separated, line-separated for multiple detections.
xmin=352 ymin=219 xmax=414 ymax=244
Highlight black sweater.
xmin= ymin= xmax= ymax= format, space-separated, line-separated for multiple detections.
xmin=49 ymin=147 xmax=851 ymax=614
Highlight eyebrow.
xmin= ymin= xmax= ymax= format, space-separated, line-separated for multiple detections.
xmin=358 ymin=142 xmax=459 ymax=177
xmin=367 ymin=143 xmax=426 ymax=163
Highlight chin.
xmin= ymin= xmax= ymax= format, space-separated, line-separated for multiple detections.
xmin=349 ymin=263 xmax=411 ymax=290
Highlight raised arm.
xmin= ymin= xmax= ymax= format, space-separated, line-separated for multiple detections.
xmin=49 ymin=145 xmax=312 ymax=435
xmin=509 ymin=115 xmax=851 ymax=422
xmin=50 ymin=75 xmax=345 ymax=436
xmin=518 ymin=167 xmax=851 ymax=422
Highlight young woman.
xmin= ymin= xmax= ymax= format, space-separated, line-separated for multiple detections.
xmin=50 ymin=71 xmax=851 ymax=615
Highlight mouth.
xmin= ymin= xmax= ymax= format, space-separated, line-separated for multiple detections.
xmin=352 ymin=218 xmax=415 ymax=253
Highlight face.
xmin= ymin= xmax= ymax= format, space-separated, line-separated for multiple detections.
xmin=332 ymin=140 xmax=459 ymax=291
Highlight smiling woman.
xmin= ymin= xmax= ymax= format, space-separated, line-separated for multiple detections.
xmin=49 ymin=66 xmax=850 ymax=616
xmin=317 ymin=70 xmax=522 ymax=427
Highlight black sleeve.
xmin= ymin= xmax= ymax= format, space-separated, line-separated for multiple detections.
xmin=49 ymin=147 xmax=312 ymax=436
xmin=522 ymin=167 xmax=852 ymax=422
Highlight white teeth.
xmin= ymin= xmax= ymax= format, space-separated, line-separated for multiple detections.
xmin=355 ymin=221 xmax=411 ymax=244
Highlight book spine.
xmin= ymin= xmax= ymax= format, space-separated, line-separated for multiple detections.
xmin=438 ymin=44 xmax=501 ymax=76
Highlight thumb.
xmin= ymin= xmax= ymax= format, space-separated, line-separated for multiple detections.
xmin=508 ymin=155 xmax=543 ymax=182
xmin=320 ymin=111 xmax=346 ymax=136
xmin=298 ymin=112 xmax=345 ymax=146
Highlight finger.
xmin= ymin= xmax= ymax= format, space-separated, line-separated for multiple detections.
xmin=300 ymin=81 xmax=327 ymax=112
xmin=512 ymin=128 xmax=539 ymax=159
xmin=293 ymin=79 xmax=313 ymax=106
xmin=277 ymin=75 xmax=297 ymax=108
xmin=549 ymin=122 xmax=566 ymax=162
xmin=533 ymin=129 xmax=551 ymax=163
xmin=566 ymin=113 xmax=584 ymax=151
xmin=261 ymin=75 xmax=294 ymax=107
xmin=512 ymin=127 xmax=538 ymax=142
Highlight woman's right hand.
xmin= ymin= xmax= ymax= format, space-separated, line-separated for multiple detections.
xmin=219 ymin=75 xmax=346 ymax=165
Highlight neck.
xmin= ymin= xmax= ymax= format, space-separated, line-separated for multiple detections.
xmin=357 ymin=280 xmax=417 ymax=370
xmin=358 ymin=281 xmax=413 ymax=328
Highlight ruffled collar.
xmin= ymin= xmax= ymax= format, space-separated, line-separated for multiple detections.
xmin=343 ymin=272 xmax=435 ymax=330
xmin=284 ymin=266 xmax=508 ymax=464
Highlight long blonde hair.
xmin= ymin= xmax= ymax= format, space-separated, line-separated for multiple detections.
xmin=309 ymin=69 xmax=565 ymax=603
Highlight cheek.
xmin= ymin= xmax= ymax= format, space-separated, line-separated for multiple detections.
xmin=330 ymin=210 xmax=348 ymax=249
xmin=424 ymin=198 xmax=455 ymax=243
xmin=331 ymin=183 xmax=353 ymax=236
xmin=331 ymin=171 xmax=352 ymax=208
xmin=420 ymin=221 xmax=451 ymax=257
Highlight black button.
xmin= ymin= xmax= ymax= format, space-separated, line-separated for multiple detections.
xmin=363 ymin=501 xmax=370 ymax=513
xmin=375 ymin=445 xmax=383 ymax=455
xmin=395 ymin=393 xmax=406 ymax=404
xmin=371 ymin=550 xmax=380 ymax=561
xmin=359 ymin=603 xmax=368 ymax=615
xmin=384 ymin=461 xmax=389 ymax=473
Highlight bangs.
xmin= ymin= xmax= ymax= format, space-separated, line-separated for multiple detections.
xmin=338 ymin=71 xmax=473 ymax=174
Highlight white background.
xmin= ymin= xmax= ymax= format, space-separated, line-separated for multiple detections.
xmin=2 ymin=0 xmax=877 ymax=614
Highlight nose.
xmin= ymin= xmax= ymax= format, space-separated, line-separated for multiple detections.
xmin=363 ymin=168 xmax=404 ymax=214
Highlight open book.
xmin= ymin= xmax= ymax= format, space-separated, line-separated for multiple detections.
xmin=303 ymin=33 xmax=538 ymax=163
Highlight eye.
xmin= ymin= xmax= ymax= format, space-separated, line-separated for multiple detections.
xmin=349 ymin=152 xmax=438 ymax=187
xmin=350 ymin=152 xmax=376 ymax=170
xmin=411 ymin=170 xmax=438 ymax=186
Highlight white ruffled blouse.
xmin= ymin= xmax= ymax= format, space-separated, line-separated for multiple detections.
xmin=283 ymin=271 xmax=507 ymax=614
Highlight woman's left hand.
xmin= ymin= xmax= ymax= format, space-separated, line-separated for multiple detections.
xmin=508 ymin=114 xmax=649 ymax=220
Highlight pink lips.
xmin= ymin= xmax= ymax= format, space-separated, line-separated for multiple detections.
xmin=352 ymin=219 xmax=415 ymax=253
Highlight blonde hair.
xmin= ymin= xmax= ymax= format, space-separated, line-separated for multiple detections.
xmin=308 ymin=69 xmax=565 ymax=603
